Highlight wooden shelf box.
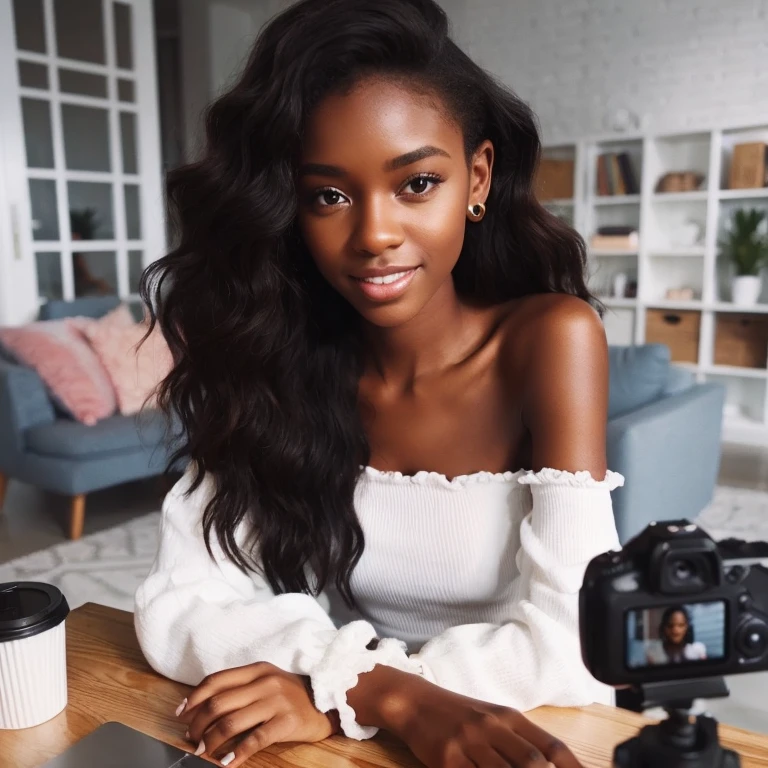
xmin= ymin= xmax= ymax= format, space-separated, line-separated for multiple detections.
xmin=645 ymin=309 xmax=701 ymax=364
xmin=714 ymin=313 xmax=768 ymax=369
xmin=535 ymin=158 xmax=575 ymax=201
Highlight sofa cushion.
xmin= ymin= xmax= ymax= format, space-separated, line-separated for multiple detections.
xmin=25 ymin=409 xmax=168 ymax=458
xmin=608 ymin=344 xmax=671 ymax=419
xmin=662 ymin=365 xmax=696 ymax=397
xmin=0 ymin=319 xmax=117 ymax=425
xmin=81 ymin=305 xmax=172 ymax=416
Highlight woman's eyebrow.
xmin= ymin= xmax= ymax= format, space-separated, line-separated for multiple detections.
xmin=384 ymin=145 xmax=451 ymax=170
xmin=299 ymin=145 xmax=451 ymax=178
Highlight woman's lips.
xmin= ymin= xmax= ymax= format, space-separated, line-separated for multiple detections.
xmin=351 ymin=267 xmax=420 ymax=302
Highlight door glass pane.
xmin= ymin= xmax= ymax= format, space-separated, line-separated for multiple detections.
xmin=68 ymin=183 xmax=114 ymax=239
xmin=54 ymin=0 xmax=105 ymax=64
xmin=62 ymin=105 xmax=111 ymax=171
xmin=120 ymin=112 xmax=138 ymax=174
xmin=18 ymin=61 xmax=49 ymax=90
xmin=125 ymin=185 xmax=141 ymax=239
xmin=21 ymin=99 xmax=54 ymax=169
xmin=29 ymin=180 xmax=59 ymax=240
xmin=36 ymin=252 xmax=64 ymax=300
xmin=59 ymin=69 xmax=107 ymax=99
xmin=114 ymin=3 xmax=134 ymax=70
xmin=117 ymin=78 xmax=135 ymax=102
xmin=128 ymin=250 xmax=143 ymax=293
xmin=72 ymin=251 xmax=118 ymax=297
xmin=13 ymin=0 xmax=46 ymax=54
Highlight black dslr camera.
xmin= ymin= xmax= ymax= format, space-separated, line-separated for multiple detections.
xmin=579 ymin=520 xmax=768 ymax=768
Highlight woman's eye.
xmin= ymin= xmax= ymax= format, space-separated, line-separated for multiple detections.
xmin=315 ymin=189 xmax=346 ymax=207
xmin=403 ymin=175 xmax=441 ymax=196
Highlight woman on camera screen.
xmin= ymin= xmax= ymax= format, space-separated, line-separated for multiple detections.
xmin=133 ymin=0 xmax=624 ymax=766
xmin=646 ymin=606 xmax=708 ymax=665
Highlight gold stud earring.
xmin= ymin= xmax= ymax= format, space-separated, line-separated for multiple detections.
xmin=467 ymin=202 xmax=486 ymax=222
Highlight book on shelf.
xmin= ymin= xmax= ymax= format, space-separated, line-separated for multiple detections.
xmin=590 ymin=231 xmax=639 ymax=250
xmin=596 ymin=152 xmax=639 ymax=196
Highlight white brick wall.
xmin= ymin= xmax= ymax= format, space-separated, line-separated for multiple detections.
xmin=441 ymin=0 xmax=768 ymax=143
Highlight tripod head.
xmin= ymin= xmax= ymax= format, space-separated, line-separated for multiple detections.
xmin=614 ymin=677 xmax=739 ymax=768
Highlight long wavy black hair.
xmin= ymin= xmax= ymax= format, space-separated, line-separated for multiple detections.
xmin=141 ymin=0 xmax=597 ymax=606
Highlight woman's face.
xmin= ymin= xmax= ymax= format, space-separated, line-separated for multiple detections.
xmin=297 ymin=77 xmax=493 ymax=328
xmin=664 ymin=611 xmax=689 ymax=645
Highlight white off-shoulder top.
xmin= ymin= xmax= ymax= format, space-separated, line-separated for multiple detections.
xmin=134 ymin=465 xmax=623 ymax=740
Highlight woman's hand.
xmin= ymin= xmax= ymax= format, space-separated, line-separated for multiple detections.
xmin=176 ymin=662 xmax=337 ymax=766
xmin=350 ymin=666 xmax=583 ymax=768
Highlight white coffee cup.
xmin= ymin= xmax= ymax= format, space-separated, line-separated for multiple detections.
xmin=0 ymin=582 xmax=70 ymax=729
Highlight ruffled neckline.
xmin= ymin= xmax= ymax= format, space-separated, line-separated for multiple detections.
xmin=362 ymin=466 xmax=624 ymax=491
xmin=361 ymin=465 xmax=625 ymax=491
xmin=362 ymin=465 xmax=524 ymax=489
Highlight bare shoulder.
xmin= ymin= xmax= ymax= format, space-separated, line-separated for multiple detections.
xmin=500 ymin=293 xmax=605 ymax=374
xmin=498 ymin=293 xmax=609 ymax=475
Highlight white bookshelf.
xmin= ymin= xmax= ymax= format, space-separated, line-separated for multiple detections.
xmin=542 ymin=120 xmax=768 ymax=446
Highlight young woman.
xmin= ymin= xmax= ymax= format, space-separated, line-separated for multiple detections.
xmin=646 ymin=606 xmax=708 ymax=666
xmin=135 ymin=0 xmax=623 ymax=766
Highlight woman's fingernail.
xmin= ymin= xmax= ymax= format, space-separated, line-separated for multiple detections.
xmin=221 ymin=753 xmax=236 ymax=767
xmin=175 ymin=698 xmax=187 ymax=717
xmin=194 ymin=741 xmax=206 ymax=756
xmin=184 ymin=730 xmax=190 ymax=740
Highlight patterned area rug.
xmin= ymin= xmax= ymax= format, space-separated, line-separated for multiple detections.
xmin=1 ymin=484 xmax=766 ymax=612
xmin=695 ymin=484 xmax=768 ymax=542
xmin=0 ymin=511 xmax=161 ymax=611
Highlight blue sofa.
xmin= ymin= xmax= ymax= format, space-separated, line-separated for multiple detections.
xmin=0 ymin=297 xmax=724 ymax=542
xmin=606 ymin=344 xmax=725 ymax=543
xmin=0 ymin=297 xmax=182 ymax=539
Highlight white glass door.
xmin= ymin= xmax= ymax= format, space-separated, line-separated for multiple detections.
xmin=0 ymin=0 xmax=164 ymax=325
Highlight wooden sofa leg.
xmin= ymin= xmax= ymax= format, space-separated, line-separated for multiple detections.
xmin=69 ymin=494 xmax=86 ymax=540
xmin=0 ymin=472 xmax=7 ymax=512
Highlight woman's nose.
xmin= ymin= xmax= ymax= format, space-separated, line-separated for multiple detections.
xmin=350 ymin=196 xmax=404 ymax=257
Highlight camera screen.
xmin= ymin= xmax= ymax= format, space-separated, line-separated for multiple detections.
xmin=626 ymin=601 xmax=726 ymax=669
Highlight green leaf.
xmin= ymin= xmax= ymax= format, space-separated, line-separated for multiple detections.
xmin=720 ymin=208 xmax=768 ymax=276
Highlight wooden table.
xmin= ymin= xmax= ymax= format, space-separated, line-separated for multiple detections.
xmin=3 ymin=603 xmax=768 ymax=768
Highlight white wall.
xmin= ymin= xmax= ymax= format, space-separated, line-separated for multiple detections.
xmin=442 ymin=0 xmax=768 ymax=144
xmin=182 ymin=0 xmax=768 ymax=151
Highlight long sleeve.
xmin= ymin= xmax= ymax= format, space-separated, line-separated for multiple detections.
xmin=135 ymin=466 xmax=622 ymax=741
xmin=134 ymin=468 xmax=420 ymax=740
xmin=409 ymin=469 xmax=623 ymax=710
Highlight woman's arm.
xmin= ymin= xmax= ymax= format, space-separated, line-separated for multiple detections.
xmin=134 ymin=469 xmax=420 ymax=740
xmin=518 ymin=294 xmax=609 ymax=479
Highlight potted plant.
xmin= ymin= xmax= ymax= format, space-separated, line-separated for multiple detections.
xmin=720 ymin=208 xmax=768 ymax=306
xmin=70 ymin=208 xmax=99 ymax=241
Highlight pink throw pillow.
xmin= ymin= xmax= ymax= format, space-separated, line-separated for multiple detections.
xmin=83 ymin=314 xmax=172 ymax=415
xmin=0 ymin=321 xmax=117 ymax=425
xmin=68 ymin=303 xmax=136 ymax=336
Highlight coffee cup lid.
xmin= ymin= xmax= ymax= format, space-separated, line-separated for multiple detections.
xmin=0 ymin=582 xmax=70 ymax=643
